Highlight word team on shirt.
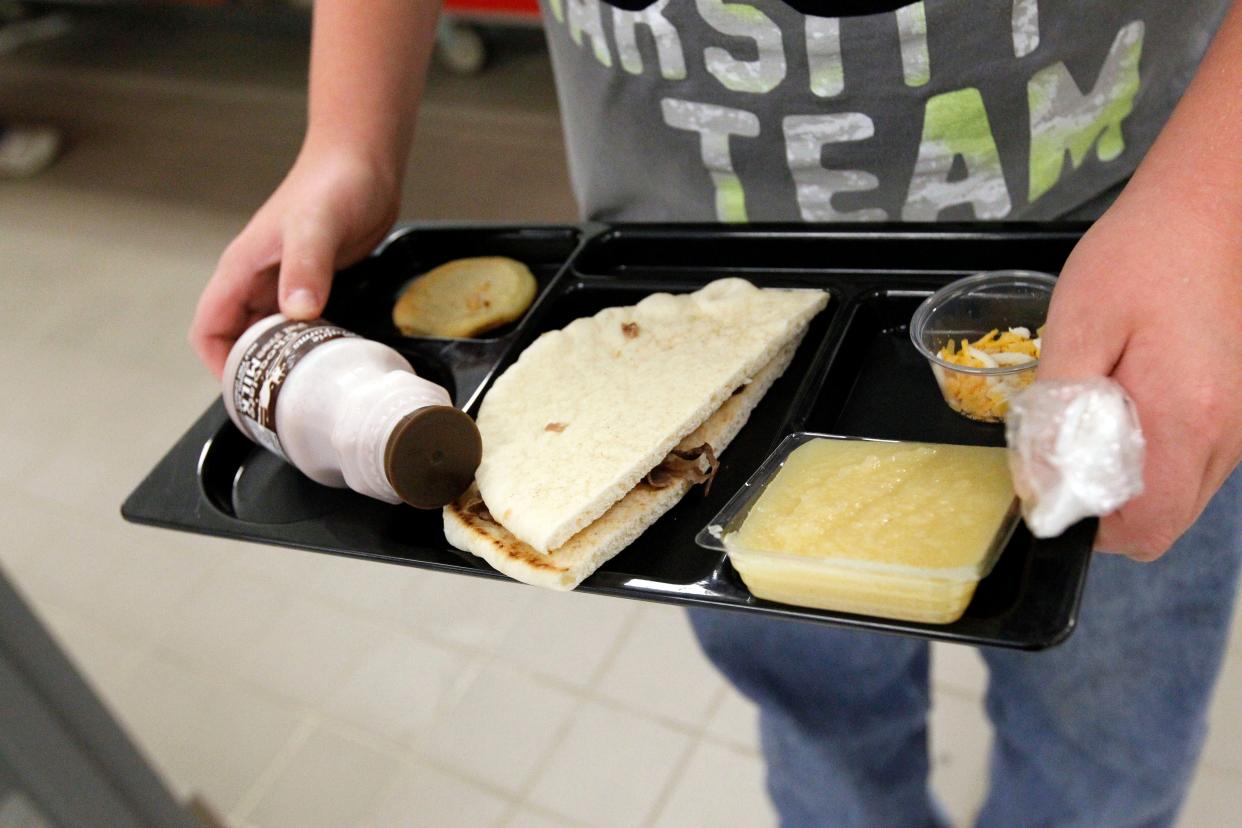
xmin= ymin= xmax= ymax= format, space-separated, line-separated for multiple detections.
xmin=548 ymin=0 xmax=1144 ymax=221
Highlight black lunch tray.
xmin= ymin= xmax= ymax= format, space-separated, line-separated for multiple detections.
xmin=122 ymin=223 xmax=1096 ymax=650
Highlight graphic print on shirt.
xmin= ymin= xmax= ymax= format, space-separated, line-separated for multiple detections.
xmin=903 ymin=87 xmax=1010 ymax=220
xmin=1027 ymin=20 xmax=1143 ymax=202
xmin=613 ymin=0 xmax=688 ymax=79
xmin=784 ymin=112 xmax=885 ymax=221
xmin=541 ymin=0 xmax=1224 ymax=222
xmin=805 ymin=16 xmax=844 ymax=97
xmin=661 ymin=98 xmax=760 ymax=220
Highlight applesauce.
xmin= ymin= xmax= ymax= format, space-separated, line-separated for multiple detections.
xmin=722 ymin=438 xmax=1017 ymax=624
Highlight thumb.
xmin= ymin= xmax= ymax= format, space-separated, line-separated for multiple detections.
xmin=277 ymin=214 xmax=340 ymax=320
xmin=1035 ymin=273 xmax=1128 ymax=382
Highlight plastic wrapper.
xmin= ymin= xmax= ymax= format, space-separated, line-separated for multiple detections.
xmin=1005 ymin=378 xmax=1145 ymax=538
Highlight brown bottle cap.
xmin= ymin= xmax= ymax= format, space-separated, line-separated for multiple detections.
xmin=384 ymin=406 xmax=482 ymax=509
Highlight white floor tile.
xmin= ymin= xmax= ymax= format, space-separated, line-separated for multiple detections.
xmin=702 ymin=686 xmax=760 ymax=754
xmin=494 ymin=591 xmax=637 ymax=689
xmin=21 ymin=363 xmax=215 ymax=518
xmin=931 ymin=642 xmax=989 ymax=700
xmin=0 ymin=228 xmax=86 ymax=346
xmin=1230 ymin=595 xmax=1242 ymax=656
xmin=111 ymin=654 xmax=302 ymax=815
xmin=928 ymin=688 xmax=992 ymax=828
xmin=234 ymin=594 xmax=391 ymax=708
xmin=0 ymin=343 xmax=153 ymax=494
xmin=5 ymin=545 xmax=116 ymax=634
xmin=0 ymin=484 xmax=65 ymax=573
xmin=308 ymin=553 xmax=426 ymax=625
xmin=503 ymin=807 xmax=582 ymax=828
xmin=153 ymin=564 xmax=295 ymax=678
xmin=127 ymin=529 xmax=253 ymax=587
xmin=592 ymin=605 xmax=723 ymax=729
xmin=360 ymin=761 xmax=510 ymax=828
xmin=38 ymin=604 xmax=147 ymax=711
xmin=1178 ymin=766 xmax=1240 ymax=828
xmin=4 ymin=515 xmax=217 ymax=645
xmin=1200 ymin=645 xmax=1242 ymax=774
xmin=422 ymin=662 xmax=580 ymax=797
xmin=650 ymin=741 xmax=776 ymax=828
xmin=0 ymin=241 xmax=214 ymax=498
xmin=526 ymin=702 xmax=691 ymax=828
xmin=325 ymin=628 xmax=475 ymax=745
xmin=215 ymin=542 xmax=329 ymax=595
xmin=246 ymin=725 xmax=396 ymax=828
xmin=402 ymin=571 xmax=537 ymax=652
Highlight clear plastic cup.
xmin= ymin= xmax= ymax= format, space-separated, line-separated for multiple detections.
xmin=910 ymin=270 xmax=1057 ymax=423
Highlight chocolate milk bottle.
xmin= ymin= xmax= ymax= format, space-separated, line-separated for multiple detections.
xmin=223 ymin=315 xmax=480 ymax=508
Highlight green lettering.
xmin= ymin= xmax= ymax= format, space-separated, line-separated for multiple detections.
xmin=1028 ymin=22 xmax=1144 ymax=202
xmin=903 ymin=87 xmax=1012 ymax=220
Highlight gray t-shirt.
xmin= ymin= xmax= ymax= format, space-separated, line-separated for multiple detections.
xmin=539 ymin=0 xmax=1229 ymax=221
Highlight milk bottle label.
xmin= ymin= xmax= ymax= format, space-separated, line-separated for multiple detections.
xmin=231 ymin=319 xmax=356 ymax=458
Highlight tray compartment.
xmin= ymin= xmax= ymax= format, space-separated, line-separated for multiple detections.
xmin=390 ymin=339 xmax=503 ymax=410
xmin=324 ymin=225 xmax=581 ymax=344
xmin=321 ymin=225 xmax=583 ymax=410
xmin=389 ymin=343 xmax=462 ymax=404
xmin=573 ymin=224 xmax=1082 ymax=277
xmin=800 ymin=289 xmax=1005 ymax=445
xmin=199 ymin=421 xmax=357 ymax=524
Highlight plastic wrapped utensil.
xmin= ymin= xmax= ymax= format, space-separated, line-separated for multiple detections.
xmin=1005 ymin=378 xmax=1146 ymax=538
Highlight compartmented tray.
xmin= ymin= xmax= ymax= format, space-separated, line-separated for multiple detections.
xmin=123 ymin=223 xmax=1096 ymax=650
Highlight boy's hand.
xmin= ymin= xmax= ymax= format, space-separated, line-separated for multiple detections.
xmin=1036 ymin=0 xmax=1242 ymax=561
xmin=190 ymin=145 xmax=400 ymax=378
xmin=1037 ymin=194 xmax=1242 ymax=561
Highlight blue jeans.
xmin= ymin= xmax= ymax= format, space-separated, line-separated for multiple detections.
xmin=689 ymin=467 xmax=1241 ymax=828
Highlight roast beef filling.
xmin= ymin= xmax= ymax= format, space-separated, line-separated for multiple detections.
xmin=463 ymin=493 xmax=494 ymax=523
xmin=643 ymin=443 xmax=719 ymax=495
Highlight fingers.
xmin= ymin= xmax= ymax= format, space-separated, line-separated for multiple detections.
xmin=1036 ymin=239 xmax=1156 ymax=555
xmin=278 ymin=213 xmax=340 ymax=321
xmin=1091 ymin=345 xmax=1213 ymax=561
xmin=1096 ymin=494 xmax=1189 ymax=562
xmin=1035 ymin=263 xmax=1129 ymax=383
xmin=190 ymin=223 xmax=281 ymax=380
xmin=1095 ymin=471 xmax=1214 ymax=562
xmin=190 ymin=208 xmax=343 ymax=378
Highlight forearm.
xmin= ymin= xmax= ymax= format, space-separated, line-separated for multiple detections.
xmin=1122 ymin=0 xmax=1242 ymax=226
xmin=303 ymin=0 xmax=441 ymax=180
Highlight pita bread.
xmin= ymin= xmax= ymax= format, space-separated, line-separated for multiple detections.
xmin=444 ymin=339 xmax=800 ymax=589
xmin=471 ymin=279 xmax=828 ymax=554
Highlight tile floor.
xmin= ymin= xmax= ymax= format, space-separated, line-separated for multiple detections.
xmin=0 ymin=8 xmax=1239 ymax=828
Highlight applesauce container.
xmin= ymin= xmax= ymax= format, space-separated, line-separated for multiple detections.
xmin=697 ymin=433 xmax=1018 ymax=624
xmin=223 ymin=315 xmax=481 ymax=508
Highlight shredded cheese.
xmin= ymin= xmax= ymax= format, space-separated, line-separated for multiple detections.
xmin=933 ymin=327 xmax=1041 ymax=421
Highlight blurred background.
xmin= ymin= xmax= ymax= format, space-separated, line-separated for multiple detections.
xmin=0 ymin=2 xmax=1238 ymax=827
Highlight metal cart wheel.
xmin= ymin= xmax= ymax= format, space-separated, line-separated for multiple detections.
xmin=436 ymin=20 xmax=487 ymax=76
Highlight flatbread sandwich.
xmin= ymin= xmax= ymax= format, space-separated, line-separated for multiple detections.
xmin=443 ymin=278 xmax=829 ymax=589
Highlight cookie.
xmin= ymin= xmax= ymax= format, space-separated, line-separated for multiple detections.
xmin=392 ymin=257 xmax=538 ymax=338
